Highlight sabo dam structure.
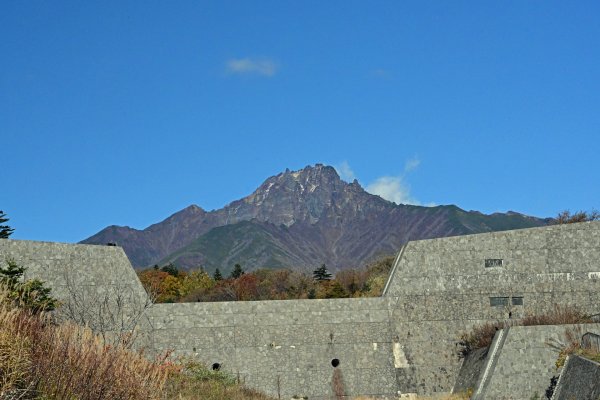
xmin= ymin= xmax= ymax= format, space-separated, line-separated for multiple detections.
xmin=1 ymin=222 xmax=600 ymax=399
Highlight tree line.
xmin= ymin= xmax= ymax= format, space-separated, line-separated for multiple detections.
xmin=137 ymin=257 xmax=395 ymax=303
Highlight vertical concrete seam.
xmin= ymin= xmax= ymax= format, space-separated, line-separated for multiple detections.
xmin=382 ymin=244 xmax=407 ymax=297
xmin=550 ymin=354 xmax=571 ymax=400
xmin=473 ymin=326 xmax=510 ymax=400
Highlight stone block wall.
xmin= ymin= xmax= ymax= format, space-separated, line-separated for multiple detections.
xmin=553 ymin=354 xmax=600 ymax=400
xmin=0 ymin=239 xmax=147 ymax=301
xmin=384 ymin=221 xmax=600 ymax=395
xmin=147 ymin=298 xmax=398 ymax=399
xmin=0 ymin=239 xmax=152 ymax=346
xmin=1 ymin=221 xmax=599 ymax=398
xmin=482 ymin=324 xmax=600 ymax=399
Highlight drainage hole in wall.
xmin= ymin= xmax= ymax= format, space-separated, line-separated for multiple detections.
xmin=331 ymin=358 xmax=340 ymax=368
xmin=212 ymin=363 xmax=221 ymax=371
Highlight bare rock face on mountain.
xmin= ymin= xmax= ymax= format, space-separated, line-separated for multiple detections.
xmin=81 ymin=164 xmax=547 ymax=274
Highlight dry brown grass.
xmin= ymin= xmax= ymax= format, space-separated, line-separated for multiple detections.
xmin=0 ymin=285 xmax=273 ymax=400
xmin=554 ymin=209 xmax=600 ymax=224
xmin=0 ymin=304 xmax=32 ymax=395
xmin=162 ymin=358 xmax=273 ymax=400
xmin=416 ymin=394 xmax=471 ymax=400
xmin=521 ymin=305 xmax=591 ymax=327
xmin=0 ymin=290 xmax=170 ymax=399
xmin=458 ymin=305 xmax=593 ymax=359
xmin=165 ymin=377 xmax=272 ymax=400
xmin=353 ymin=394 xmax=470 ymax=400
xmin=30 ymin=322 xmax=170 ymax=399
xmin=458 ymin=321 xmax=504 ymax=359
xmin=547 ymin=325 xmax=600 ymax=371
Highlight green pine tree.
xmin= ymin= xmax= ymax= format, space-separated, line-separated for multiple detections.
xmin=230 ymin=263 xmax=244 ymax=279
xmin=213 ymin=268 xmax=223 ymax=281
xmin=313 ymin=264 xmax=332 ymax=281
xmin=0 ymin=211 xmax=15 ymax=239
xmin=0 ymin=259 xmax=25 ymax=290
xmin=325 ymin=281 xmax=349 ymax=299
xmin=160 ymin=263 xmax=179 ymax=277
xmin=0 ymin=259 xmax=58 ymax=312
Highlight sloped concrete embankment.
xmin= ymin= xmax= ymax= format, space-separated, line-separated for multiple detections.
xmin=551 ymin=355 xmax=600 ymax=399
xmin=455 ymin=324 xmax=600 ymax=400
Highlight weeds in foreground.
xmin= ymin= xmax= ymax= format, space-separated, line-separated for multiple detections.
xmin=355 ymin=393 xmax=470 ymax=400
xmin=547 ymin=325 xmax=600 ymax=370
xmin=0 ymin=288 xmax=170 ymax=399
xmin=520 ymin=305 xmax=591 ymax=327
xmin=457 ymin=321 xmax=503 ymax=359
xmin=163 ymin=358 xmax=271 ymax=400
xmin=0 ymin=286 xmax=273 ymax=400
xmin=413 ymin=392 xmax=471 ymax=399
xmin=458 ymin=305 xmax=593 ymax=359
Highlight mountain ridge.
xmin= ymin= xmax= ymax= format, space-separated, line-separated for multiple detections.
xmin=81 ymin=164 xmax=549 ymax=273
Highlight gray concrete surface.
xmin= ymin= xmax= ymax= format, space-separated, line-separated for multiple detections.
xmin=2 ymin=221 xmax=599 ymax=398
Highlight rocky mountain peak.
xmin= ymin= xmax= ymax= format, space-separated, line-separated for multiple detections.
xmin=228 ymin=164 xmax=356 ymax=226
xmin=81 ymin=165 xmax=548 ymax=270
xmin=245 ymin=164 xmax=344 ymax=204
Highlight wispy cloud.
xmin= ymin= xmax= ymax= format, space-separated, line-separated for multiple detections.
xmin=366 ymin=176 xmax=419 ymax=205
xmin=360 ymin=156 xmax=430 ymax=206
xmin=334 ymin=161 xmax=356 ymax=182
xmin=404 ymin=156 xmax=420 ymax=173
xmin=225 ymin=57 xmax=278 ymax=77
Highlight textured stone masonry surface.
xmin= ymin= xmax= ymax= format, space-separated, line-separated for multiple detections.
xmin=2 ymin=221 xmax=600 ymax=398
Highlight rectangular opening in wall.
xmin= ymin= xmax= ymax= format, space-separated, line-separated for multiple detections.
xmin=485 ymin=259 xmax=503 ymax=268
xmin=511 ymin=297 xmax=524 ymax=306
xmin=490 ymin=297 xmax=509 ymax=307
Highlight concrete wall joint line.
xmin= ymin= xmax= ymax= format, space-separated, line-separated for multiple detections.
xmin=382 ymin=243 xmax=407 ymax=296
xmin=473 ymin=326 xmax=510 ymax=400
xmin=550 ymin=354 xmax=571 ymax=400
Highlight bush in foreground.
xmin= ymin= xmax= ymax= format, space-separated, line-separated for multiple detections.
xmin=0 ymin=285 xmax=272 ymax=400
xmin=163 ymin=358 xmax=272 ymax=400
xmin=458 ymin=305 xmax=593 ymax=359
xmin=0 ymin=287 xmax=169 ymax=399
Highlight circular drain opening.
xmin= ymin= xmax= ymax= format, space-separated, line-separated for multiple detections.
xmin=331 ymin=358 xmax=340 ymax=368
xmin=212 ymin=363 xmax=221 ymax=371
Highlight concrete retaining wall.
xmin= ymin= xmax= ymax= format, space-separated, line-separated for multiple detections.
xmin=0 ymin=239 xmax=147 ymax=300
xmin=384 ymin=221 xmax=600 ymax=395
xmin=1 ymin=221 xmax=600 ymax=398
xmin=148 ymin=298 xmax=398 ymax=399
xmin=481 ymin=324 xmax=600 ymax=399
xmin=552 ymin=355 xmax=600 ymax=400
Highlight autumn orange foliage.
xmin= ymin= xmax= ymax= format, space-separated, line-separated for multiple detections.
xmin=137 ymin=255 xmax=395 ymax=303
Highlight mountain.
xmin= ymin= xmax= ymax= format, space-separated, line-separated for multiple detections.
xmin=81 ymin=164 xmax=548 ymax=275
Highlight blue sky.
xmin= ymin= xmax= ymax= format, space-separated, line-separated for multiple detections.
xmin=2 ymin=1 xmax=599 ymax=243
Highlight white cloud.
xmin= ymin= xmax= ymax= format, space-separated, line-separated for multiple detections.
xmin=335 ymin=161 xmax=355 ymax=182
xmin=333 ymin=159 xmax=432 ymax=206
xmin=404 ymin=156 xmax=421 ymax=173
xmin=365 ymin=156 xmax=430 ymax=206
xmin=366 ymin=176 xmax=420 ymax=205
xmin=225 ymin=57 xmax=278 ymax=77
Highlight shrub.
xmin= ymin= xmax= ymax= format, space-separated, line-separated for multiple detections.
xmin=457 ymin=305 xmax=593 ymax=359
xmin=0 ymin=285 xmax=170 ymax=400
xmin=0 ymin=259 xmax=58 ymax=313
xmin=28 ymin=322 xmax=170 ymax=399
xmin=521 ymin=305 xmax=591 ymax=327
xmin=0 ymin=293 xmax=32 ymax=396
xmin=164 ymin=358 xmax=272 ymax=400
xmin=457 ymin=321 xmax=503 ymax=359
xmin=0 ymin=282 xmax=275 ymax=400
xmin=554 ymin=209 xmax=600 ymax=224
